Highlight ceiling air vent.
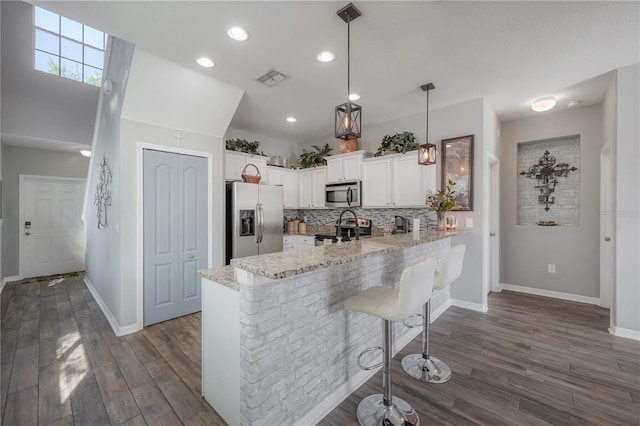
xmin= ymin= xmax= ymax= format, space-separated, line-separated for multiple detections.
xmin=255 ymin=68 xmax=288 ymax=87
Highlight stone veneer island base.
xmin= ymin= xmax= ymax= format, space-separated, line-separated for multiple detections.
xmin=199 ymin=230 xmax=458 ymax=426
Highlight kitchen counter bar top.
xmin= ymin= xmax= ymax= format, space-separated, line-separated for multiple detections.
xmin=198 ymin=230 xmax=460 ymax=285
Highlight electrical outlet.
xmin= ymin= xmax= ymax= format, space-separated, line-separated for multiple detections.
xmin=548 ymin=264 xmax=556 ymax=273
xmin=465 ymin=218 xmax=473 ymax=228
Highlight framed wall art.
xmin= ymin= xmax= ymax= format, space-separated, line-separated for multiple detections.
xmin=441 ymin=135 xmax=474 ymax=211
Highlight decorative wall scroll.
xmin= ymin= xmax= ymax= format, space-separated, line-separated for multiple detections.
xmin=94 ymin=154 xmax=113 ymax=229
xmin=520 ymin=150 xmax=577 ymax=211
xmin=441 ymin=135 xmax=473 ymax=211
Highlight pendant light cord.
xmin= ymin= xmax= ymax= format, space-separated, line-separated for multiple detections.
xmin=426 ymin=88 xmax=429 ymax=142
xmin=347 ymin=15 xmax=351 ymax=98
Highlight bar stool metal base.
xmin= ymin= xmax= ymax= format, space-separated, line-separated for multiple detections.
xmin=400 ymin=354 xmax=452 ymax=383
xmin=356 ymin=394 xmax=420 ymax=426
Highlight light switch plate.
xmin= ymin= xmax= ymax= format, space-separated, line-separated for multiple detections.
xmin=466 ymin=218 xmax=473 ymax=228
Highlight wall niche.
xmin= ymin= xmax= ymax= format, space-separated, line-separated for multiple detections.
xmin=517 ymin=136 xmax=580 ymax=226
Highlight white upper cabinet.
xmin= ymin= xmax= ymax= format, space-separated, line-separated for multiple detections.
xmin=362 ymin=151 xmax=434 ymax=208
xmin=225 ymin=151 xmax=269 ymax=184
xmin=298 ymin=167 xmax=327 ymax=209
xmin=268 ymin=166 xmax=299 ymax=209
xmin=325 ymin=151 xmax=368 ymax=183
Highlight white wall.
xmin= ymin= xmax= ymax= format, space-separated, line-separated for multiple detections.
xmin=612 ymin=63 xmax=640 ymax=337
xmin=0 ymin=1 xmax=98 ymax=146
xmin=500 ymin=104 xmax=604 ymax=298
xmin=225 ymin=127 xmax=300 ymax=162
xmin=1 ymin=145 xmax=89 ymax=278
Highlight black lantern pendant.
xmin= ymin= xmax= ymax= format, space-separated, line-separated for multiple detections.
xmin=418 ymin=82 xmax=437 ymax=165
xmin=335 ymin=3 xmax=362 ymax=140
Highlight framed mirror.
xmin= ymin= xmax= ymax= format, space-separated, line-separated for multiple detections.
xmin=441 ymin=135 xmax=474 ymax=211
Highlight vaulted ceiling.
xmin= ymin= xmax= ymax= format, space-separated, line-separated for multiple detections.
xmin=19 ymin=1 xmax=640 ymax=145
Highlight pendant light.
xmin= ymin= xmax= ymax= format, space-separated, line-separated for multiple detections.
xmin=418 ymin=82 xmax=437 ymax=165
xmin=335 ymin=3 xmax=362 ymax=140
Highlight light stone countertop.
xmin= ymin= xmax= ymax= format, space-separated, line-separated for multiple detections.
xmin=198 ymin=230 xmax=462 ymax=288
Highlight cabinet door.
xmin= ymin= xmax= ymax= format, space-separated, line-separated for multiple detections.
xmin=225 ymin=153 xmax=246 ymax=181
xmin=298 ymin=171 xmax=312 ymax=208
xmin=392 ymin=153 xmax=426 ymax=207
xmin=342 ymin=155 xmax=362 ymax=181
xmin=282 ymin=169 xmax=299 ymax=209
xmin=362 ymin=159 xmax=391 ymax=208
xmin=326 ymin=159 xmax=343 ymax=184
xmin=267 ymin=167 xmax=283 ymax=186
xmin=311 ymin=168 xmax=327 ymax=208
xmin=250 ymin=156 xmax=269 ymax=184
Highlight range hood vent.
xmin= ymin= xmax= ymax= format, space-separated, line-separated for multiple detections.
xmin=255 ymin=68 xmax=288 ymax=87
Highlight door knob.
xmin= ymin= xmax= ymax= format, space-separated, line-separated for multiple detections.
xmin=604 ymin=237 xmax=611 ymax=241
xmin=25 ymin=232 xmax=31 ymax=236
xmin=189 ymin=255 xmax=195 ymax=259
xmin=490 ymin=232 xmax=496 ymax=237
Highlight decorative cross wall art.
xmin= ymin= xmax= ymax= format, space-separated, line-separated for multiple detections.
xmin=94 ymin=154 xmax=113 ymax=229
xmin=520 ymin=150 xmax=577 ymax=211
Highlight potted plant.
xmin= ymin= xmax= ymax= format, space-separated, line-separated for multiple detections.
xmin=225 ymin=138 xmax=266 ymax=156
xmin=426 ymin=180 xmax=458 ymax=230
xmin=373 ymin=131 xmax=419 ymax=157
xmin=298 ymin=144 xmax=332 ymax=168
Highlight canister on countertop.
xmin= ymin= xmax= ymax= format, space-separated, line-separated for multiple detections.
xmin=287 ymin=221 xmax=297 ymax=234
xmin=298 ymin=222 xmax=307 ymax=234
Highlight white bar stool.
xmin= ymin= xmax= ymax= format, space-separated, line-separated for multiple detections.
xmin=401 ymin=244 xmax=466 ymax=383
xmin=344 ymin=258 xmax=437 ymax=426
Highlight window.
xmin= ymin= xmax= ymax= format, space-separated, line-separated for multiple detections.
xmin=34 ymin=6 xmax=107 ymax=87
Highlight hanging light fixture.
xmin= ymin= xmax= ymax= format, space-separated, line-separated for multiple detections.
xmin=418 ymin=82 xmax=437 ymax=165
xmin=335 ymin=3 xmax=362 ymax=140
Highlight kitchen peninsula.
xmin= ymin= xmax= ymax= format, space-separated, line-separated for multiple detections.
xmin=199 ymin=230 xmax=460 ymax=426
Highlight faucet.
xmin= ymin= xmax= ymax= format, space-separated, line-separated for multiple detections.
xmin=337 ymin=209 xmax=360 ymax=241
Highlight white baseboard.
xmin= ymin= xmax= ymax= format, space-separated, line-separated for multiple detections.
xmin=609 ymin=326 xmax=640 ymax=341
xmin=431 ymin=299 xmax=452 ymax=321
xmin=84 ymin=277 xmax=141 ymax=337
xmin=0 ymin=279 xmax=5 ymax=294
xmin=450 ymin=298 xmax=488 ymax=313
xmin=500 ymin=283 xmax=600 ymax=306
xmin=4 ymin=276 xmax=22 ymax=282
xmin=295 ymin=321 xmax=424 ymax=426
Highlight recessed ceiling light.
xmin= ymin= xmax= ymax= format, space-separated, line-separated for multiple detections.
xmin=79 ymin=150 xmax=91 ymax=157
xmin=286 ymin=117 xmax=297 ymax=123
xmin=349 ymin=93 xmax=360 ymax=101
xmin=567 ymin=100 xmax=581 ymax=108
xmin=197 ymin=57 xmax=215 ymax=68
xmin=531 ymin=97 xmax=556 ymax=112
xmin=227 ymin=26 xmax=249 ymax=41
xmin=317 ymin=51 xmax=335 ymax=62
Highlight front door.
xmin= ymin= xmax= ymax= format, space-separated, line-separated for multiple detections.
xmin=23 ymin=176 xmax=86 ymax=279
xmin=143 ymin=150 xmax=208 ymax=326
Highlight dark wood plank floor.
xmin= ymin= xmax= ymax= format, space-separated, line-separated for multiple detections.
xmin=2 ymin=275 xmax=639 ymax=425
xmin=1 ymin=274 xmax=224 ymax=426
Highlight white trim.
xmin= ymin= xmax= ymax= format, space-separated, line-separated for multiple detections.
xmin=609 ymin=326 xmax=640 ymax=341
xmin=136 ymin=142 xmax=214 ymax=330
xmin=4 ymin=276 xmax=22 ymax=282
xmin=0 ymin=279 xmax=5 ymax=294
xmin=295 ymin=325 xmax=423 ymax=426
xmin=500 ymin=283 xmax=600 ymax=306
xmin=451 ymin=298 xmax=488 ymax=312
xmin=431 ymin=298 xmax=451 ymax=321
xmin=84 ymin=276 xmax=140 ymax=336
xmin=19 ymin=175 xmax=86 ymax=279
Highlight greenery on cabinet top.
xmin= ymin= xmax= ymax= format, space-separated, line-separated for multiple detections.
xmin=225 ymin=138 xmax=266 ymax=156
xmin=298 ymin=144 xmax=333 ymax=169
xmin=373 ymin=131 xmax=419 ymax=157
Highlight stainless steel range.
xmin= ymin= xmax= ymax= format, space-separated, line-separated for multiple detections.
xmin=314 ymin=217 xmax=372 ymax=246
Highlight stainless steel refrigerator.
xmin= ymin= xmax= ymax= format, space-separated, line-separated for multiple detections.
xmin=225 ymin=182 xmax=283 ymax=264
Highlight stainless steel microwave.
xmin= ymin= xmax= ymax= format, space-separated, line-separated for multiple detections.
xmin=325 ymin=181 xmax=361 ymax=208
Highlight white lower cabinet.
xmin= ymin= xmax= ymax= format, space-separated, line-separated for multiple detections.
xmin=362 ymin=151 xmax=435 ymax=208
xmin=283 ymin=235 xmax=316 ymax=252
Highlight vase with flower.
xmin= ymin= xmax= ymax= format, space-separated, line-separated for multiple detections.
xmin=426 ymin=180 xmax=458 ymax=231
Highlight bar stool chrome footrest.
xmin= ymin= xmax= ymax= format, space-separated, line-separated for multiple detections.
xmin=401 ymin=354 xmax=452 ymax=383
xmin=357 ymin=346 xmax=384 ymax=370
xmin=402 ymin=313 xmax=424 ymax=328
xmin=356 ymin=394 xmax=420 ymax=426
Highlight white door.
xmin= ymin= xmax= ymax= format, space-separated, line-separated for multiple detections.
xmin=600 ymin=144 xmax=614 ymax=309
xmin=143 ymin=150 xmax=208 ymax=326
xmin=22 ymin=176 xmax=86 ymax=278
xmin=488 ymin=157 xmax=500 ymax=293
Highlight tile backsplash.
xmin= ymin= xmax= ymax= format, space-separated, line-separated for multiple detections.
xmin=284 ymin=207 xmax=439 ymax=231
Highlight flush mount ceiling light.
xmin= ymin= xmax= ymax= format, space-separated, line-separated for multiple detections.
xmin=286 ymin=117 xmax=297 ymax=123
xmin=196 ymin=57 xmax=215 ymax=68
xmin=227 ymin=26 xmax=249 ymax=41
xmin=79 ymin=150 xmax=91 ymax=157
xmin=317 ymin=51 xmax=335 ymax=62
xmin=349 ymin=93 xmax=360 ymax=101
xmin=418 ymin=83 xmax=437 ymax=166
xmin=531 ymin=97 xmax=556 ymax=112
xmin=335 ymin=3 xmax=362 ymax=140
xmin=567 ymin=100 xmax=581 ymax=108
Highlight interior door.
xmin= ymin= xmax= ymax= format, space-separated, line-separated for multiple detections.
xmin=143 ymin=150 xmax=208 ymax=326
xmin=600 ymin=144 xmax=614 ymax=309
xmin=23 ymin=177 xmax=86 ymax=278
